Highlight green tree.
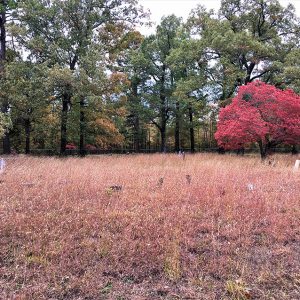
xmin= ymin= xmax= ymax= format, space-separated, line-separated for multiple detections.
xmin=187 ymin=0 xmax=300 ymax=102
xmin=167 ymin=24 xmax=217 ymax=151
xmin=133 ymin=15 xmax=182 ymax=152
xmin=123 ymin=36 xmax=151 ymax=152
xmin=17 ymin=0 xmax=145 ymax=154
xmin=282 ymin=49 xmax=300 ymax=93
xmin=3 ymin=61 xmax=49 ymax=153
xmin=0 ymin=0 xmax=19 ymax=153
xmin=101 ymin=29 xmax=146 ymax=152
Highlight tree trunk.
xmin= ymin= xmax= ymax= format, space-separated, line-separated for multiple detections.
xmin=148 ymin=128 xmax=151 ymax=152
xmin=292 ymin=145 xmax=298 ymax=155
xmin=0 ymin=3 xmax=5 ymax=76
xmin=170 ymin=71 xmax=179 ymax=153
xmin=236 ymin=148 xmax=245 ymax=156
xmin=245 ymin=62 xmax=255 ymax=85
xmin=133 ymin=115 xmax=140 ymax=152
xmin=160 ymin=65 xmax=167 ymax=153
xmin=60 ymin=94 xmax=70 ymax=155
xmin=79 ymin=98 xmax=86 ymax=157
xmin=132 ymin=81 xmax=140 ymax=152
xmin=0 ymin=4 xmax=10 ymax=154
xmin=2 ymin=127 xmax=10 ymax=153
xmin=60 ymin=57 xmax=76 ymax=155
xmin=218 ymin=147 xmax=225 ymax=154
xmin=159 ymin=96 xmax=167 ymax=153
xmin=175 ymin=101 xmax=180 ymax=152
xmin=258 ymin=140 xmax=267 ymax=160
xmin=160 ymin=123 xmax=166 ymax=153
xmin=24 ymin=118 xmax=31 ymax=154
xmin=189 ymin=103 xmax=195 ymax=153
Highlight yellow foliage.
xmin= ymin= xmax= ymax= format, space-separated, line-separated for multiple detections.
xmin=91 ymin=117 xmax=124 ymax=149
xmin=109 ymin=72 xmax=130 ymax=87
xmin=116 ymin=107 xmax=127 ymax=117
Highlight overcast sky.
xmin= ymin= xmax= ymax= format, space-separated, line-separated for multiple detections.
xmin=138 ymin=0 xmax=300 ymax=35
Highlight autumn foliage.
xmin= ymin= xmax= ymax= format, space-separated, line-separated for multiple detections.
xmin=215 ymin=81 xmax=300 ymax=157
xmin=65 ymin=143 xmax=77 ymax=150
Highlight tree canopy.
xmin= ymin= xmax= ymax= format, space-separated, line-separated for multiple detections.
xmin=215 ymin=81 xmax=300 ymax=158
xmin=0 ymin=0 xmax=300 ymax=155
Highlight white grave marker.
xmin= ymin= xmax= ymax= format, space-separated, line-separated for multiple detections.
xmin=294 ymin=160 xmax=300 ymax=170
xmin=0 ymin=158 xmax=5 ymax=174
xmin=247 ymin=183 xmax=254 ymax=191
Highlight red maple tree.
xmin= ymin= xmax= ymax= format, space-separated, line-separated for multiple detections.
xmin=215 ymin=81 xmax=300 ymax=158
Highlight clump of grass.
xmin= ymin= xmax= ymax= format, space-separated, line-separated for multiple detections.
xmin=226 ymin=279 xmax=252 ymax=299
xmin=186 ymin=174 xmax=191 ymax=184
xmin=157 ymin=177 xmax=164 ymax=187
xmin=164 ymin=228 xmax=181 ymax=281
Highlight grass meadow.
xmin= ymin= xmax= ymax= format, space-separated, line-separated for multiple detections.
xmin=0 ymin=154 xmax=300 ymax=299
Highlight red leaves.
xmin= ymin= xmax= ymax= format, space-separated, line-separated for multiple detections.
xmin=66 ymin=143 xmax=77 ymax=150
xmin=215 ymin=81 xmax=300 ymax=149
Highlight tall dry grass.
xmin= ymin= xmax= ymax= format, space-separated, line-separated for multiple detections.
xmin=0 ymin=154 xmax=299 ymax=299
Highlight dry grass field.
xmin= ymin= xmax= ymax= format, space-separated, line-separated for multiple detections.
xmin=0 ymin=154 xmax=300 ymax=299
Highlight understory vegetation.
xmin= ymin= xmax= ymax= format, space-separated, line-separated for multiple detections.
xmin=1 ymin=154 xmax=299 ymax=299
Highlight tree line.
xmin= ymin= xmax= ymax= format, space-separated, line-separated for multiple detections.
xmin=1 ymin=0 xmax=300 ymax=155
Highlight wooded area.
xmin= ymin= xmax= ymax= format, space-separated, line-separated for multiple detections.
xmin=1 ymin=0 xmax=300 ymax=155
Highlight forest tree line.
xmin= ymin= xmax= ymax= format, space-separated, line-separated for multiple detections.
xmin=1 ymin=0 xmax=300 ymax=155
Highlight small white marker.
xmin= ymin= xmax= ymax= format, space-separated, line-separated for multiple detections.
xmin=0 ymin=158 xmax=5 ymax=174
xmin=247 ymin=183 xmax=254 ymax=191
xmin=294 ymin=160 xmax=300 ymax=171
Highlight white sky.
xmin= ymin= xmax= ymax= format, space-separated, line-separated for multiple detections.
xmin=138 ymin=0 xmax=300 ymax=35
